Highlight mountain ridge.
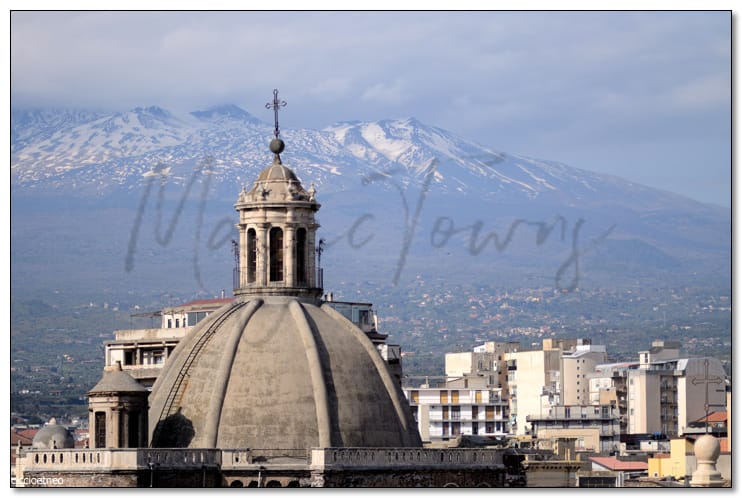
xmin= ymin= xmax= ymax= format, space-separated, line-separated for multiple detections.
xmin=10 ymin=103 xmax=730 ymax=297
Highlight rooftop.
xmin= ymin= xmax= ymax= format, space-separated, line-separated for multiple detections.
xmin=590 ymin=456 xmax=648 ymax=472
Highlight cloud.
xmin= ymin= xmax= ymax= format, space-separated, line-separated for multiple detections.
xmin=666 ymin=73 xmax=731 ymax=111
xmin=8 ymin=11 xmax=731 ymax=205
xmin=361 ymin=79 xmax=408 ymax=105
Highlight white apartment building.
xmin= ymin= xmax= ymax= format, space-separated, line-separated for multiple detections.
xmin=404 ymin=377 xmax=510 ymax=442
xmin=504 ymin=338 xmax=606 ymax=436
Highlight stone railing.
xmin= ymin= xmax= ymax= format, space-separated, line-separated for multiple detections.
xmin=310 ymin=448 xmax=504 ymax=470
xmin=137 ymin=449 xmax=221 ymax=468
xmin=21 ymin=449 xmax=137 ymax=471
xmin=221 ymin=448 xmax=309 ymax=469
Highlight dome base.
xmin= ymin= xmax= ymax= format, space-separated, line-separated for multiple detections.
xmin=234 ymin=286 xmax=323 ymax=301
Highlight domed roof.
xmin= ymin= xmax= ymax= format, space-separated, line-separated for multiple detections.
xmin=238 ymin=159 xmax=317 ymax=206
xmin=32 ymin=418 xmax=75 ymax=449
xmin=88 ymin=363 xmax=148 ymax=395
xmin=257 ymin=162 xmax=299 ymax=182
xmin=148 ymin=297 xmax=421 ymax=449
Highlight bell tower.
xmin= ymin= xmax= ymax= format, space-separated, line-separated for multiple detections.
xmin=233 ymin=89 xmax=322 ymax=301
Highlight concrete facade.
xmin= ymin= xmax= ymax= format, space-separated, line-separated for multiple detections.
xmin=591 ymin=342 xmax=727 ymax=437
xmin=404 ymin=380 xmax=509 ymax=442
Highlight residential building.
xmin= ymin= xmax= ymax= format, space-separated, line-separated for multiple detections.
xmin=526 ymin=403 xmax=621 ymax=454
xmin=505 ymin=338 xmax=605 ymax=436
xmin=590 ymin=340 xmax=727 ymax=438
xmin=405 ymin=376 xmax=509 ymax=442
xmin=404 ymin=341 xmax=518 ymax=442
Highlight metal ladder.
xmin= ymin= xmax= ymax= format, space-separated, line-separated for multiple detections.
xmin=150 ymin=301 xmax=246 ymax=445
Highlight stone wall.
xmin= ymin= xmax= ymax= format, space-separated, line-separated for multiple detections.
xmin=312 ymin=468 xmax=505 ymax=487
xmin=17 ymin=446 xmax=517 ymax=488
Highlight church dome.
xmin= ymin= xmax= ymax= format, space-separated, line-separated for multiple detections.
xmin=148 ymin=296 xmax=421 ymax=449
xmin=257 ymin=162 xmax=299 ymax=182
xmin=32 ymin=418 xmax=75 ymax=449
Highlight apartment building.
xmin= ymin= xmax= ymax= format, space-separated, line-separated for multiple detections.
xmin=589 ymin=340 xmax=727 ymax=438
xmin=505 ymin=338 xmax=606 ymax=436
xmin=405 ymin=376 xmax=510 ymax=442
xmin=527 ymin=404 xmax=621 ymax=454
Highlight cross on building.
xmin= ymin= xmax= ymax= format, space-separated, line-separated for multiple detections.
xmin=265 ymin=88 xmax=287 ymax=138
xmin=691 ymin=358 xmax=725 ymax=434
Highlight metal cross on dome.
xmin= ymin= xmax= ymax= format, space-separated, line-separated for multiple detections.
xmin=265 ymin=88 xmax=287 ymax=139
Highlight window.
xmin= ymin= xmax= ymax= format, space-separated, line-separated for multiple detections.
xmin=127 ymin=410 xmax=140 ymax=448
xmin=451 ymin=406 xmax=461 ymax=420
xmin=175 ymin=318 xmax=180 ymax=328
xmin=295 ymin=228 xmax=307 ymax=284
xmin=167 ymin=319 xmax=172 ymax=328
xmin=440 ymin=391 xmax=449 ymax=404
xmin=269 ymin=227 xmax=284 ymax=282
xmin=451 ymin=390 xmax=460 ymax=403
xmin=410 ymin=391 xmax=419 ymax=403
xmin=95 ymin=412 xmax=106 ymax=448
xmin=247 ymin=229 xmax=257 ymax=283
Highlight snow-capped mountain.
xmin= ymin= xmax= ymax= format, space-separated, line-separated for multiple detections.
xmin=11 ymin=103 xmax=671 ymax=207
xmin=10 ymin=104 xmax=730 ymax=296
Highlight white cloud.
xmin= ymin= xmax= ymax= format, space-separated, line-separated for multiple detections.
xmin=361 ymin=79 xmax=408 ymax=105
xmin=666 ymin=73 xmax=731 ymax=111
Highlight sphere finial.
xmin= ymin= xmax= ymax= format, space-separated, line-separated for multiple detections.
xmin=270 ymin=138 xmax=285 ymax=155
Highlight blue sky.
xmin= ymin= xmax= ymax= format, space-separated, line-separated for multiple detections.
xmin=10 ymin=11 xmax=731 ymax=207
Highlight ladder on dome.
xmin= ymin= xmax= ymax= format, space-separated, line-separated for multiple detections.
xmin=150 ymin=301 xmax=247 ymax=446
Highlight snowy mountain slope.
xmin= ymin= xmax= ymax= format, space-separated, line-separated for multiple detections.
xmin=10 ymin=104 xmax=730 ymax=294
xmin=11 ymin=104 xmax=709 ymax=213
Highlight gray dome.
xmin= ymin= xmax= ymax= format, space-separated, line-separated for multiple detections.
xmin=257 ymin=162 xmax=298 ymax=182
xmin=32 ymin=419 xmax=75 ymax=449
xmin=88 ymin=364 xmax=148 ymax=395
xmin=148 ymin=297 xmax=421 ymax=449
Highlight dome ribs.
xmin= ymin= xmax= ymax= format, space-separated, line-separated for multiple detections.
xmin=288 ymin=300 xmax=332 ymax=448
xmin=319 ymin=303 xmax=422 ymax=447
xmin=151 ymin=300 xmax=248 ymax=446
xmin=204 ymin=299 xmax=263 ymax=447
